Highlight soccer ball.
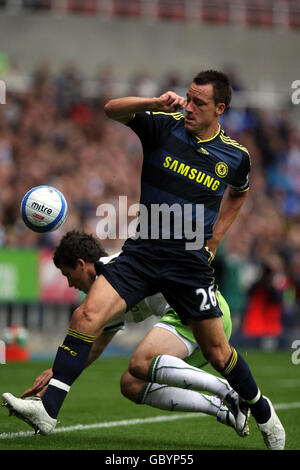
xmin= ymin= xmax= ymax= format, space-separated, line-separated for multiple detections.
xmin=20 ymin=186 xmax=68 ymax=233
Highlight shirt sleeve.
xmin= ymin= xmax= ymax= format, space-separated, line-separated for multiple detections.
xmin=230 ymin=151 xmax=251 ymax=192
xmin=126 ymin=111 xmax=176 ymax=153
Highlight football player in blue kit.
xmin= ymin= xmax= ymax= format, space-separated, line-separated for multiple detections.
xmin=2 ymin=71 xmax=285 ymax=449
xmin=19 ymin=230 xmax=247 ymax=437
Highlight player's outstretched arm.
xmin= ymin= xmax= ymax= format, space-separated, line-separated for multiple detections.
xmin=20 ymin=330 xmax=117 ymax=398
xmin=104 ymin=91 xmax=187 ymax=123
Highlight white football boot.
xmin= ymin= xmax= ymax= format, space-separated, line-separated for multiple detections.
xmin=257 ymin=396 xmax=286 ymax=450
xmin=222 ymin=390 xmax=250 ymax=435
xmin=2 ymin=393 xmax=56 ymax=435
xmin=217 ymin=406 xmax=249 ymax=437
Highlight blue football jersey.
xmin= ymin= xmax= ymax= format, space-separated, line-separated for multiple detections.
xmin=127 ymin=111 xmax=250 ymax=244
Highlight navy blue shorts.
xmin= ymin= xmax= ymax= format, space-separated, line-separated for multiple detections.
xmin=95 ymin=238 xmax=222 ymax=324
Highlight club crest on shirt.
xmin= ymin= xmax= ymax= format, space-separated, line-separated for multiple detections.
xmin=215 ymin=161 xmax=228 ymax=178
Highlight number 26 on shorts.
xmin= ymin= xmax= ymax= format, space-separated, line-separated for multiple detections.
xmin=196 ymin=285 xmax=217 ymax=311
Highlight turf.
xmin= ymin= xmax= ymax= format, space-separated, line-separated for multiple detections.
xmin=0 ymin=350 xmax=299 ymax=451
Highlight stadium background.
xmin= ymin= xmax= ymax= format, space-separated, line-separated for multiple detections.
xmin=0 ymin=0 xmax=299 ymax=361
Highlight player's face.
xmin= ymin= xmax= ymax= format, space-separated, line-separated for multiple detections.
xmin=184 ymin=83 xmax=224 ymax=135
xmin=59 ymin=260 xmax=95 ymax=294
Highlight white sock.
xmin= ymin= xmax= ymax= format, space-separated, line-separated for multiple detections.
xmin=141 ymin=383 xmax=221 ymax=416
xmin=149 ymin=354 xmax=231 ymax=399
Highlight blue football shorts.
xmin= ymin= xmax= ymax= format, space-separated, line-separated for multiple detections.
xmin=95 ymin=238 xmax=222 ymax=325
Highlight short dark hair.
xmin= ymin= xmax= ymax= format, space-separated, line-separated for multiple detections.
xmin=53 ymin=230 xmax=107 ymax=269
xmin=193 ymin=70 xmax=232 ymax=108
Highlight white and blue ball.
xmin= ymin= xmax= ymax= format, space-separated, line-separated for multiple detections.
xmin=21 ymin=186 xmax=68 ymax=233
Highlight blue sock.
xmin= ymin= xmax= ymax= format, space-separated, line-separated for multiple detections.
xmin=220 ymin=347 xmax=271 ymax=424
xmin=42 ymin=329 xmax=94 ymax=419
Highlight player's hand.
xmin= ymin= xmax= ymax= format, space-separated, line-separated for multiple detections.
xmin=155 ymin=91 xmax=187 ymax=113
xmin=21 ymin=368 xmax=53 ymax=398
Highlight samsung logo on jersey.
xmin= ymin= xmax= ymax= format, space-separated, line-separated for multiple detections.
xmin=163 ymin=156 xmax=220 ymax=191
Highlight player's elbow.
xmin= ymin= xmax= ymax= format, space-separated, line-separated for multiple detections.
xmin=103 ymin=100 xmax=115 ymax=118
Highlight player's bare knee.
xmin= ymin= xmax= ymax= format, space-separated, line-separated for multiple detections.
xmin=120 ymin=371 xmax=140 ymax=404
xmin=128 ymin=356 xmax=151 ymax=381
xmin=128 ymin=357 xmax=143 ymax=379
xmin=70 ymin=306 xmax=84 ymax=330
xmin=120 ymin=371 xmax=132 ymax=399
xmin=202 ymin=346 xmax=228 ymax=371
xmin=70 ymin=305 xmax=99 ymax=334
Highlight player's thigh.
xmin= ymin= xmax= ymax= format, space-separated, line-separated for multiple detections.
xmin=71 ymin=275 xmax=127 ymax=334
xmin=129 ymin=326 xmax=189 ymax=379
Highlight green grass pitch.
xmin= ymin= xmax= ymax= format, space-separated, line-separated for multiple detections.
xmin=0 ymin=350 xmax=299 ymax=451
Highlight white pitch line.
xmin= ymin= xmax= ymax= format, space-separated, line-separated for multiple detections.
xmin=1 ymin=401 xmax=300 ymax=440
xmin=0 ymin=412 xmax=207 ymax=440
xmin=273 ymin=401 xmax=300 ymax=410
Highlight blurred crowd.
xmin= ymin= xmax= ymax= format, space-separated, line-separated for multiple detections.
xmin=0 ymin=60 xmax=300 ymax=340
